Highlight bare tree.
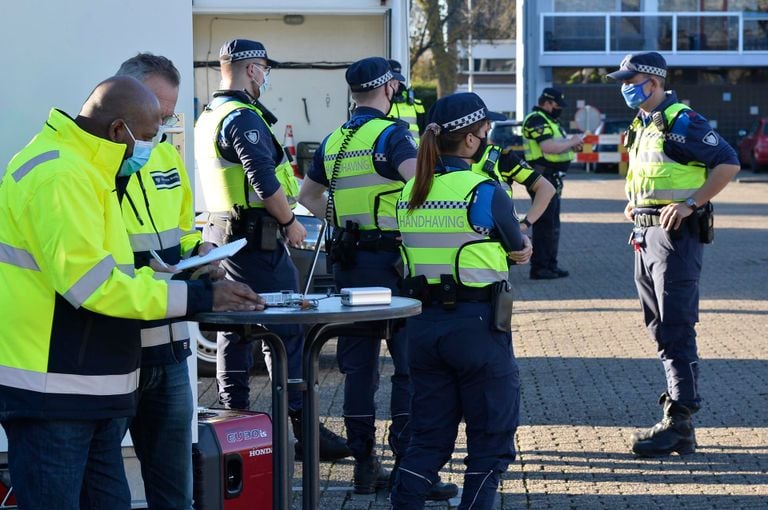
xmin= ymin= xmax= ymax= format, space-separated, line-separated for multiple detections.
xmin=410 ymin=0 xmax=515 ymax=97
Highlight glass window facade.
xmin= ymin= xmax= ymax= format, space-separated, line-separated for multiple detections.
xmin=544 ymin=16 xmax=606 ymax=51
xmin=459 ymin=58 xmax=516 ymax=73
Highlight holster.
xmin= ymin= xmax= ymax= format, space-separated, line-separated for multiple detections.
xmin=226 ymin=205 xmax=279 ymax=251
xmin=490 ymin=280 xmax=514 ymax=333
xmin=696 ymin=202 xmax=714 ymax=244
xmin=399 ymin=274 xmax=430 ymax=305
xmin=327 ymin=221 xmax=359 ymax=269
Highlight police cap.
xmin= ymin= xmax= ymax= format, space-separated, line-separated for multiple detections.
xmin=540 ymin=87 xmax=567 ymax=107
xmin=346 ymin=57 xmax=405 ymax=92
xmin=427 ymin=92 xmax=489 ymax=132
xmin=219 ymin=39 xmax=279 ymax=67
xmin=607 ymin=51 xmax=667 ymax=80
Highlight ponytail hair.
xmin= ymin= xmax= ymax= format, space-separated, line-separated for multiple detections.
xmin=407 ymin=123 xmax=441 ymax=211
xmin=406 ymin=120 xmax=487 ymax=211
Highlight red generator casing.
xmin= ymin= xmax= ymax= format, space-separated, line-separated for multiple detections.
xmin=193 ymin=409 xmax=273 ymax=510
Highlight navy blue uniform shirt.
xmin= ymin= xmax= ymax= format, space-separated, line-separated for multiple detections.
xmin=437 ymin=156 xmax=525 ymax=253
xmin=307 ymin=106 xmax=417 ymax=186
xmin=212 ymin=90 xmax=283 ymax=200
xmin=639 ymin=91 xmax=739 ymax=168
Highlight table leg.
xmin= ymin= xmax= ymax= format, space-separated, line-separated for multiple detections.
xmin=300 ymin=321 xmax=392 ymax=510
xmin=250 ymin=328 xmax=290 ymax=510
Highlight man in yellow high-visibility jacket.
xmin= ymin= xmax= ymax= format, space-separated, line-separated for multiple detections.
xmin=0 ymin=76 xmax=262 ymax=510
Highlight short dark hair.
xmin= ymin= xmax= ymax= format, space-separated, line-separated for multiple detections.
xmin=116 ymin=53 xmax=180 ymax=88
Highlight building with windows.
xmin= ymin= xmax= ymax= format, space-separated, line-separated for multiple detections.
xmin=456 ymin=40 xmax=517 ymax=117
xmin=518 ymin=0 xmax=768 ymax=143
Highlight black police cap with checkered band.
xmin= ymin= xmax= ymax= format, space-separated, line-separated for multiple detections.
xmin=346 ymin=57 xmax=405 ymax=92
xmin=427 ymin=92 xmax=489 ymax=132
xmin=219 ymin=39 xmax=279 ymax=67
xmin=607 ymin=52 xmax=667 ymax=81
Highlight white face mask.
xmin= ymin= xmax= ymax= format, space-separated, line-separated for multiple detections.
xmin=259 ymin=73 xmax=270 ymax=96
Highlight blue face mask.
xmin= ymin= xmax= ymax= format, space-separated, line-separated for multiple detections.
xmin=119 ymin=122 xmax=155 ymax=177
xmin=621 ymin=78 xmax=652 ymax=109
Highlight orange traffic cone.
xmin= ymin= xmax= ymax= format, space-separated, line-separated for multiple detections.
xmin=283 ymin=124 xmax=300 ymax=178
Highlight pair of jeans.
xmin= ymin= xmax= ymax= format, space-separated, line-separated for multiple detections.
xmin=2 ymin=417 xmax=130 ymax=510
xmin=128 ymin=361 xmax=194 ymax=509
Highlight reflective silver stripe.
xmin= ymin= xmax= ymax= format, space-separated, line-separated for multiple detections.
xmin=63 ymin=255 xmax=117 ymax=308
xmin=400 ymin=116 xmax=417 ymax=125
xmin=634 ymin=151 xmax=676 ymax=164
xmin=336 ymin=173 xmax=393 ymax=189
xmin=165 ymin=280 xmax=188 ymax=318
xmin=0 ymin=365 xmax=138 ymax=396
xmin=404 ymin=232 xmax=483 ymax=248
xmin=459 ymin=267 xmax=506 ymax=283
xmin=117 ymin=264 xmax=135 ymax=277
xmin=378 ymin=216 xmax=398 ymax=229
xmin=635 ymin=188 xmax=700 ymax=202
xmin=412 ymin=263 xmax=453 ymax=280
xmin=0 ymin=242 xmax=40 ymax=271
xmin=127 ymin=229 xmax=182 ymax=252
xmin=12 ymin=151 xmax=59 ymax=182
xmin=338 ymin=213 xmax=373 ymax=226
xmin=140 ymin=322 xmax=190 ymax=348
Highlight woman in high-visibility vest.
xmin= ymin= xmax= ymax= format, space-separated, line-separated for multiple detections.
xmin=391 ymin=92 xmax=531 ymax=510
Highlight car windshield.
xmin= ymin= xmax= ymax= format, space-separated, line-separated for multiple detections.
xmin=489 ymin=123 xmax=523 ymax=149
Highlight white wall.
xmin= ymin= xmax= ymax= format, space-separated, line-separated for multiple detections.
xmin=0 ymin=0 xmax=195 ymax=176
xmin=193 ymin=13 xmax=387 ymax=146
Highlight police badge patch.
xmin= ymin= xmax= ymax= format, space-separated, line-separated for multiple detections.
xmin=244 ymin=129 xmax=260 ymax=144
xmin=702 ymin=130 xmax=719 ymax=146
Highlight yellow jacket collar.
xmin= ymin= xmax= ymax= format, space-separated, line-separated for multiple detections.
xmin=45 ymin=108 xmax=128 ymax=179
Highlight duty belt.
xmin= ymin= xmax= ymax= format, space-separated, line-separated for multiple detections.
xmin=427 ymin=284 xmax=492 ymax=303
xmin=633 ymin=207 xmax=662 ymax=228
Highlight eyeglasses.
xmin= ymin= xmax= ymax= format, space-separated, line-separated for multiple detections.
xmin=251 ymin=62 xmax=271 ymax=76
xmin=161 ymin=113 xmax=180 ymax=128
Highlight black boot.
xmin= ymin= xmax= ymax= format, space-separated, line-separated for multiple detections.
xmin=426 ymin=478 xmax=459 ymax=501
xmin=388 ymin=457 xmax=458 ymax=500
xmin=290 ymin=409 xmax=352 ymax=462
xmin=631 ymin=392 xmax=697 ymax=457
xmin=353 ymin=455 xmax=390 ymax=494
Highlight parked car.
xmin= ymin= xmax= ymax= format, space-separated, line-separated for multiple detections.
xmin=488 ymin=120 xmax=525 ymax=158
xmin=736 ymin=117 xmax=768 ymax=172
xmin=593 ymin=118 xmax=632 ymax=173
xmin=194 ymin=213 xmax=333 ymax=377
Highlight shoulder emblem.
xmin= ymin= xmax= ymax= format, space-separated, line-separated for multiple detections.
xmin=244 ymin=129 xmax=260 ymax=145
xmin=702 ymin=131 xmax=719 ymax=146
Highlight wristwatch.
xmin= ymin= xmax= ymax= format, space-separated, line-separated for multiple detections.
xmin=685 ymin=197 xmax=698 ymax=210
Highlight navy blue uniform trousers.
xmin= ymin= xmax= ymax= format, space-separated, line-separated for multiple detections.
xmin=528 ymin=171 xmax=562 ymax=273
xmin=333 ymin=249 xmax=410 ymax=461
xmin=634 ymin=224 xmax=702 ymax=410
xmin=390 ymin=302 xmax=520 ymax=510
xmin=204 ymin=221 xmax=304 ymax=411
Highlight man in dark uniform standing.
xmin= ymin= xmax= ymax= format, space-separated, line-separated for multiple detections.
xmin=386 ymin=59 xmax=426 ymax=144
xmin=522 ymin=88 xmax=584 ymax=280
xmin=194 ymin=39 xmax=350 ymax=461
xmin=299 ymin=57 xmax=457 ymax=500
xmin=606 ymin=52 xmax=739 ymax=457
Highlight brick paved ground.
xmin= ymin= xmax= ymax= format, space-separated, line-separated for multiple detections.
xmin=199 ymin=169 xmax=768 ymax=509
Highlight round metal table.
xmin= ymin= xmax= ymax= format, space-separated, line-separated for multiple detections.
xmin=196 ymin=295 xmax=421 ymax=510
